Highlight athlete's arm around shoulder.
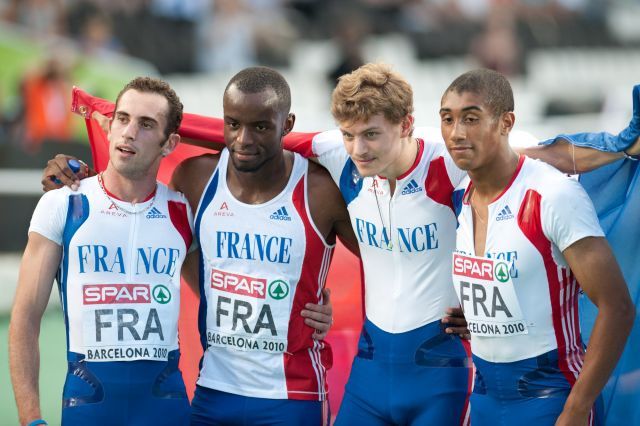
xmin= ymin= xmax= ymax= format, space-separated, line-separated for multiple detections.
xmin=9 ymin=190 xmax=66 ymax=425
xmin=518 ymin=141 xmax=626 ymax=174
xmin=541 ymin=179 xmax=634 ymax=425
xmin=170 ymin=153 xmax=221 ymax=294
xmin=306 ymin=161 xmax=359 ymax=256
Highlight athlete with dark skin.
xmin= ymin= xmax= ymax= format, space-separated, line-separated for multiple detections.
xmin=171 ymin=83 xmax=357 ymax=257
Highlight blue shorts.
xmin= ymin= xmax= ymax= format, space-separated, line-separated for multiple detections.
xmin=471 ymin=350 xmax=603 ymax=426
xmin=335 ymin=318 xmax=472 ymax=426
xmin=190 ymin=385 xmax=329 ymax=425
xmin=61 ymin=350 xmax=190 ymax=426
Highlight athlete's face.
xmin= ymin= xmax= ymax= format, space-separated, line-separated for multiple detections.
xmin=340 ymin=114 xmax=409 ymax=178
xmin=107 ymin=89 xmax=176 ymax=179
xmin=439 ymin=90 xmax=511 ymax=172
xmin=223 ymin=85 xmax=293 ymax=173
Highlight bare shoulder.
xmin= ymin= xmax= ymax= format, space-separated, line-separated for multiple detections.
xmin=306 ymin=158 xmax=357 ymax=251
xmin=306 ymin=159 xmax=348 ymax=222
xmin=171 ymin=153 xmax=221 ymax=210
xmin=306 ymin=160 xmax=340 ymax=198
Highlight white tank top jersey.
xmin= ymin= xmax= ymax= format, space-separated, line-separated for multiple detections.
xmin=310 ymin=127 xmax=467 ymax=333
xmin=194 ymin=149 xmax=334 ymax=401
xmin=28 ymin=177 xmax=193 ymax=362
xmin=453 ymin=156 xmax=604 ymax=376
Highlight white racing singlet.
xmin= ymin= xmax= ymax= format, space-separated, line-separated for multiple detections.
xmin=453 ymin=156 xmax=604 ymax=378
xmin=29 ymin=177 xmax=193 ymax=362
xmin=195 ymin=150 xmax=334 ymax=400
xmin=310 ymin=127 xmax=466 ymax=333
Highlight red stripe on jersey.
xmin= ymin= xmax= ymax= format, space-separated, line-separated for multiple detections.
xmin=286 ymin=176 xmax=334 ymax=400
xmin=463 ymin=155 xmax=527 ymax=205
xmin=517 ymin=189 xmax=582 ymax=386
xmin=397 ymin=139 xmax=425 ymax=180
xmin=491 ymin=155 xmax=525 ymax=202
xmin=424 ymin=156 xmax=455 ymax=213
xmin=100 ymin=177 xmax=156 ymax=202
xmin=168 ymin=201 xmax=192 ymax=250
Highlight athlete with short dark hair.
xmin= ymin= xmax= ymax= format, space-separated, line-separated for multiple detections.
xmin=442 ymin=69 xmax=634 ymax=426
xmin=10 ymin=77 xmax=193 ymax=426
xmin=171 ymin=66 xmax=358 ymax=426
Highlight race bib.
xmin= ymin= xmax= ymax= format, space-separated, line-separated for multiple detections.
xmin=452 ymin=253 xmax=529 ymax=337
xmin=80 ymin=283 xmax=178 ymax=361
xmin=206 ymin=267 xmax=290 ymax=353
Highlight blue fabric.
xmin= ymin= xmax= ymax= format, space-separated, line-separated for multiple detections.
xmin=540 ymin=84 xmax=640 ymax=152
xmin=539 ymin=84 xmax=640 ymax=426
xmin=453 ymin=188 xmax=465 ymax=228
xmin=61 ymin=194 xmax=90 ymax=355
xmin=471 ymin=351 xmax=603 ymax=426
xmin=190 ymin=385 xmax=326 ymax=426
xmin=61 ymin=350 xmax=190 ymax=426
xmin=335 ymin=318 xmax=471 ymax=425
xmin=194 ymin=170 xmax=219 ymax=353
xmin=338 ymin=158 xmax=364 ymax=206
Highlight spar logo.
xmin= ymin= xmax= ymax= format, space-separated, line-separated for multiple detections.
xmin=268 ymin=280 xmax=289 ymax=300
xmin=211 ymin=269 xmax=266 ymax=299
xmin=152 ymin=285 xmax=172 ymax=304
xmin=453 ymin=254 xmax=493 ymax=280
xmin=83 ymin=284 xmax=151 ymax=304
xmin=83 ymin=284 xmax=172 ymax=304
xmin=494 ymin=263 xmax=510 ymax=283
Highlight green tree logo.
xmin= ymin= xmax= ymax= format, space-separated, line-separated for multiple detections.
xmin=152 ymin=285 xmax=172 ymax=304
xmin=268 ymin=280 xmax=289 ymax=300
xmin=495 ymin=263 xmax=510 ymax=283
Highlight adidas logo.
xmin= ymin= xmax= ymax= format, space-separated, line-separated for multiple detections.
xmin=401 ymin=179 xmax=422 ymax=195
xmin=269 ymin=206 xmax=292 ymax=221
xmin=146 ymin=207 xmax=167 ymax=219
xmin=496 ymin=205 xmax=514 ymax=221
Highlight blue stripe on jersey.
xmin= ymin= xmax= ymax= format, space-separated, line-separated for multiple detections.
xmin=61 ymin=194 xmax=90 ymax=357
xmin=339 ymin=158 xmax=364 ymax=206
xmin=452 ymin=188 xmax=465 ymax=226
xmin=194 ymin=170 xmax=219 ymax=352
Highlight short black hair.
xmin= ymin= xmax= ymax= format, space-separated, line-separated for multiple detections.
xmin=444 ymin=69 xmax=514 ymax=118
xmin=115 ymin=76 xmax=183 ymax=137
xmin=224 ymin=66 xmax=291 ymax=113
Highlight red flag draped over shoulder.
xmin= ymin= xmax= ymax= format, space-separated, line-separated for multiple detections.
xmin=71 ymin=86 xmax=225 ymax=180
xmin=71 ymin=87 xmax=362 ymax=414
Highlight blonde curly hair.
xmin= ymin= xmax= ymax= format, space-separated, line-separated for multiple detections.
xmin=331 ymin=63 xmax=413 ymax=125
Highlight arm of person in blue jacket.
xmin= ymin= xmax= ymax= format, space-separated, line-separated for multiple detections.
xmin=521 ymin=84 xmax=640 ymax=173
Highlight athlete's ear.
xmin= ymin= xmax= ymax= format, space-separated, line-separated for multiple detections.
xmin=500 ymin=112 xmax=515 ymax=136
xmin=401 ymin=115 xmax=414 ymax=137
xmin=162 ymin=133 xmax=181 ymax=157
xmin=282 ymin=113 xmax=296 ymax=137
